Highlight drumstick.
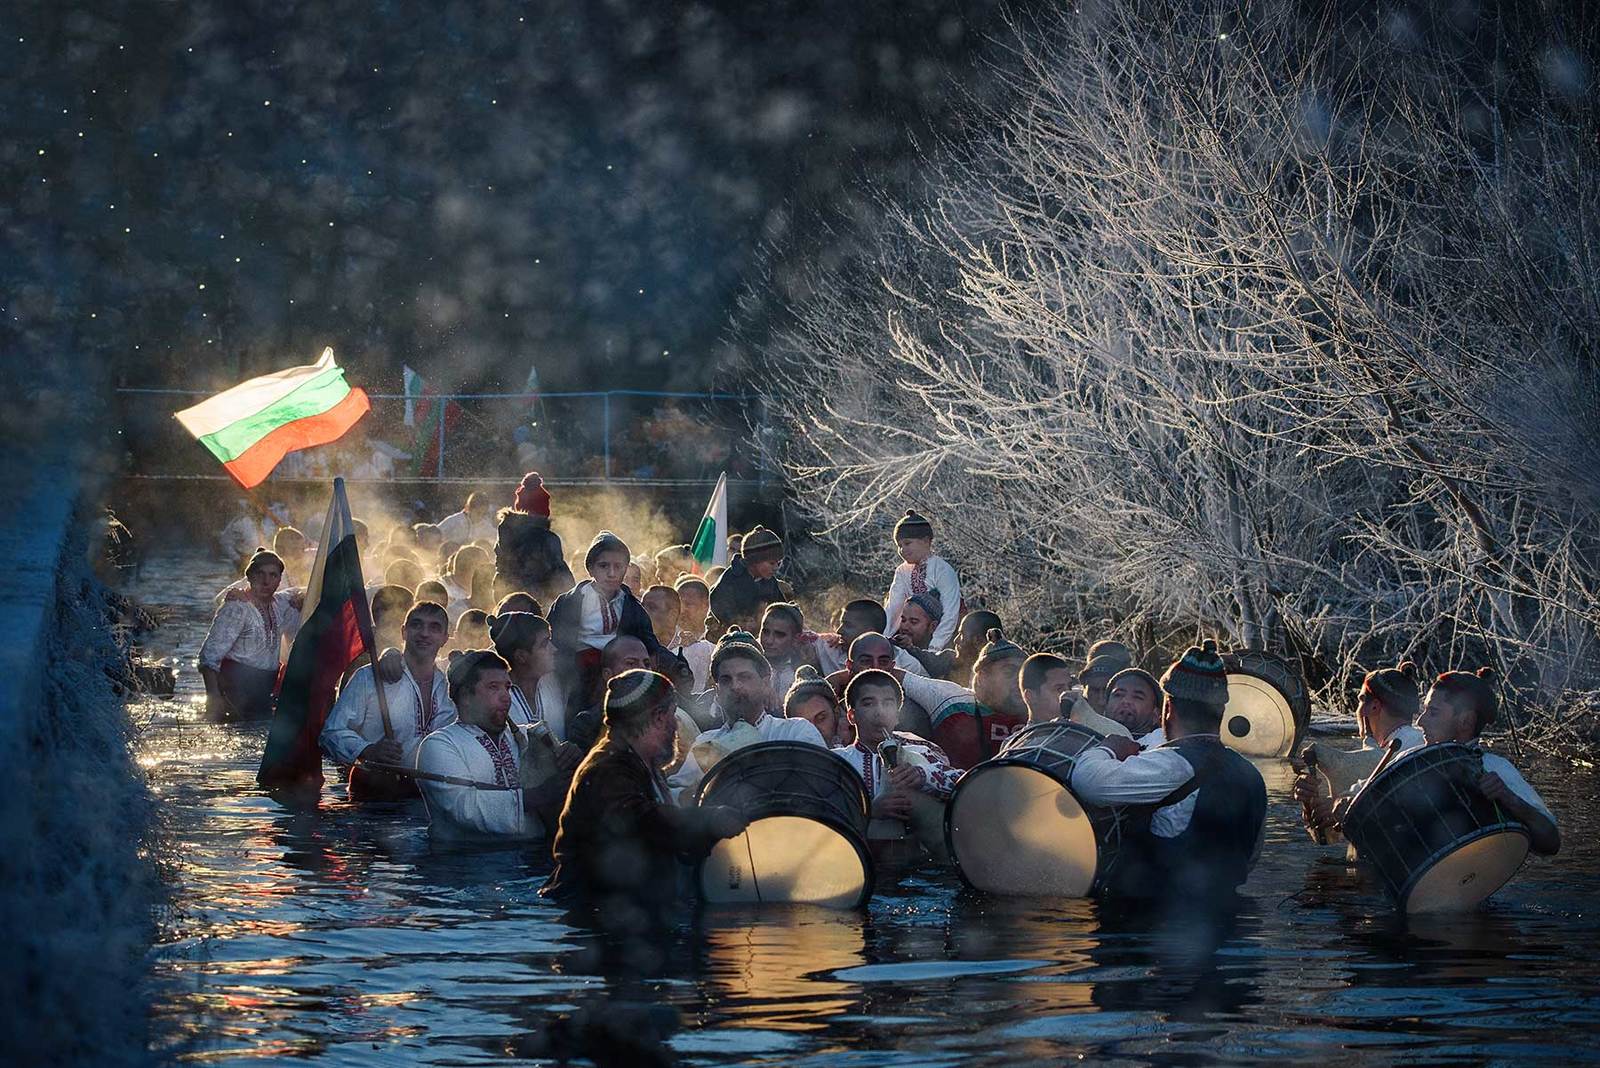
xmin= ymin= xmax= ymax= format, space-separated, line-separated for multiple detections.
xmin=356 ymin=760 xmax=521 ymax=791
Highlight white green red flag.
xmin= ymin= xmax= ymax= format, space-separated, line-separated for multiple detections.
xmin=258 ymin=478 xmax=377 ymax=790
xmin=690 ymin=472 xmax=730 ymax=573
xmin=174 ymin=348 xmax=370 ymax=489
xmin=402 ymin=364 xmax=461 ymax=477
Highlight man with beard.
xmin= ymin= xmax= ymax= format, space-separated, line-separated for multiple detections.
xmin=668 ymin=633 xmax=825 ymax=799
xmin=543 ymin=670 xmax=747 ymax=913
xmin=416 ymin=650 xmax=541 ymax=841
xmin=812 ymin=598 xmax=926 ymax=677
xmin=891 ymin=591 xmax=956 ymax=679
xmin=1105 ymin=667 xmax=1164 ymax=745
xmin=901 ymin=629 xmax=1029 ymax=769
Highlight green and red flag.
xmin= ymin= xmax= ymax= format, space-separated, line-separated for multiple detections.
xmin=403 ymin=364 xmax=462 ymax=477
xmin=689 ymin=472 xmax=730 ymax=574
xmin=257 ymin=478 xmax=377 ymax=791
xmin=174 ymin=348 xmax=370 ymax=488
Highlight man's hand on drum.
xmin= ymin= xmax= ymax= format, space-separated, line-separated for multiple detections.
xmin=886 ymin=764 xmax=924 ymax=793
xmin=1100 ymin=736 xmax=1142 ymax=761
xmin=703 ymin=805 xmax=748 ymax=840
xmin=873 ymin=791 xmax=913 ymax=820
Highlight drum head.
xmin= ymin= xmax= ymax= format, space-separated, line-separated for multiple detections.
xmin=1222 ymin=671 xmax=1298 ymax=758
xmin=698 ymin=815 xmax=872 ymax=908
xmin=946 ymin=765 xmax=1099 ymax=897
xmin=1403 ymin=829 xmax=1530 ymax=914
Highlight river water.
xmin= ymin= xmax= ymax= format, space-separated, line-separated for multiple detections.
xmin=133 ymin=553 xmax=1600 ymax=1065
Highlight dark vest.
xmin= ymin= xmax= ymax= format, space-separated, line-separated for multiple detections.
xmin=1105 ymin=735 xmax=1267 ymax=904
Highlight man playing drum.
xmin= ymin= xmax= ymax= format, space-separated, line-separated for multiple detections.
xmin=543 ymin=670 xmax=746 ymax=914
xmin=1293 ymin=661 xmax=1427 ymax=836
xmin=1104 ymin=667 xmax=1163 ymax=746
xmin=1069 ymin=641 xmax=1268 ymax=906
xmin=668 ymin=632 xmax=826 ymax=799
xmin=1327 ymin=668 xmax=1559 ymax=857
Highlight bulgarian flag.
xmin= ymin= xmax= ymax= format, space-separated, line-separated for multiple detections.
xmin=175 ymin=348 xmax=370 ymax=489
xmin=403 ymin=365 xmax=462 ymax=478
xmin=257 ymin=478 xmax=377 ymax=790
xmin=690 ymin=472 xmax=730 ymax=574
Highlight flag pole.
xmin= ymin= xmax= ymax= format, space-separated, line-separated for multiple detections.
xmin=336 ymin=477 xmax=394 ymax=740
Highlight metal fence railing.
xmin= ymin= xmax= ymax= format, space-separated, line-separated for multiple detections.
xmin=115 ymin=388 xmax=766 ymax=488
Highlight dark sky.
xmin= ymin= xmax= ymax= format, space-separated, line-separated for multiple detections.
xmin=6 ymin=0 xmax=1018 ymax=404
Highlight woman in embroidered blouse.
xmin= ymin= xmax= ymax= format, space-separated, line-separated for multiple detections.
xmin=198 ymin=548 xmax=298 ymax=721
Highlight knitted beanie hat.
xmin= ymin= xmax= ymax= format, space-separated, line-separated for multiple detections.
xmin=907 ymin=589 xmax=944 ymax=621
xmin=1361 ymin=660 xmax=1421 ymax=718
xmin=711 ymin=625 xmax=771 ymax=679
xmin=1431 ymin=667 xmax=1499 ymax=732
xmin=894 ymin=510 xmax=934 ymax=541
xmin=1085 ymin=639 xmax=1135 ymax=666
xmin=740 ymin=525 xmax=784 ymax=564
xmin=1159 ymin=639 xmax=1231 ymax=709
xmin=584 ymin=529 xmax=630 ymax=570
xmin=784 ymin=664 xmax=838 ymax=714
xmin=513 ymin=472 xmax=551 ymax=517
xmin=1080 ymin=643 xmax=1134 ymax=681
xmin=973 ymin=627 xmax=1027 ymax=673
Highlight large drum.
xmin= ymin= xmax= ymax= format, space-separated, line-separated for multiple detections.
xmin=1221 ymin=649 xmax=1311 ymax=759
xmin=693 ymin=742 xmax=874 ymax=908
xmin=945 ymin=721 xmax=1125 ymax=897
xmin=1343 ymin=743 xmax=1531 ymax=914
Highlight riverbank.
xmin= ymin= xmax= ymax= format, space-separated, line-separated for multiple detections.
xmin=0 ymin=457 xmax=160 ymax=1067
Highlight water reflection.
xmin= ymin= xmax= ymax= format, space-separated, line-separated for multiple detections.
xmin=133 ymin=551 xmax=1600 ymax=1066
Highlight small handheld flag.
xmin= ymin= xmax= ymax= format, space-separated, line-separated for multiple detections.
xmin=690 ymin=472 xmax=730 ymax=574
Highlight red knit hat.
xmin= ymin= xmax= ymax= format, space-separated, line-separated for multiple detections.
xmin=513 ymin=472 xmax=551 ymax=517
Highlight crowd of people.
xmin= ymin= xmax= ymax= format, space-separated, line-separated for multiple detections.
xmin=197 ymin=475 xmax=1560 ymax=921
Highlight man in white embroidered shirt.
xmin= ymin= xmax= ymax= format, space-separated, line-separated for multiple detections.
xmin=668 ymin=631 xmax=824 ymax=800
xmin=416 ymin=650 xmax=538 ymax=842
xmin=1070 ymin=641 xmax=1267 ymax=908
xmin=321 ymin=601 xmax=456 ymax=800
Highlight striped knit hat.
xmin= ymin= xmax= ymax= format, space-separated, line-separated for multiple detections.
xmin=584 ymin=529 xmax=630 ymax=570
xmin=973 ymin=628 xmax=1027 ymax=673
xmin=1159 ymin=639 xmax=1230 ymax=709
xmin=907 ymin=589 xmax=944 ymax=621
xmin=784 ymin=664 xmax=837 ymax=714
xmin=711 ymin=625 xmax=771 ymax=678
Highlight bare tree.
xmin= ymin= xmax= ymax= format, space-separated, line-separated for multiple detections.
xmin=759 ymin=0 xmax=1599 ymax=739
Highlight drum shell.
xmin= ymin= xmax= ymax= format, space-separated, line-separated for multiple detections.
xmin=946 ymin=720 xmax=1128 ymax=897
xmin=693 ymin=741 xmax=874 ymax=908
xmin=1221 ymin=649 xmax=1311 ymax=759
xmin=1344 ymin=743 xmax=1531 ymax=912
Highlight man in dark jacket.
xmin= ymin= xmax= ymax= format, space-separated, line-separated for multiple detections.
xmin=494 ymin=472 xmax=574 ymax=603
xmin=1069 ymin=641 xmax=1268 ymax=908
xmin=709 ymin=526 xmax=789 ymax=631
xmin=543 ymin=670 xmax=745 ymax=919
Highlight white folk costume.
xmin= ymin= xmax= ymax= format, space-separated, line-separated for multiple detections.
xmin=509 ymin=674 xmax=568 ymax=740
xmin=884 ymin=554 xmax=961 ymax=651
xmin=437 ymin=509 xmax=497 ymax=546
xmin=1480 ymin=752 xmax=1556 ymax=825
xmin=668 ymin=712 xmax=825 ymax=801
xmin=830 ymin=734 xmax=961 ymax=801
xmin=575 ymin=582 xmax=628 ymax=651
xmin=199 ymin=595 xmax=298 ymax=675
xmin=416 ymin=721 xmax=536 ymax=840
xmin=1137 ymin=726 xmax=1166 ymax=748
xmin=321 ymin=663 xmax=456 ymax=768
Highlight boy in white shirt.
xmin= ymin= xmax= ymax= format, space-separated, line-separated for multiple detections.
xmin=883 ymin=510 xmax=961 ymax=653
